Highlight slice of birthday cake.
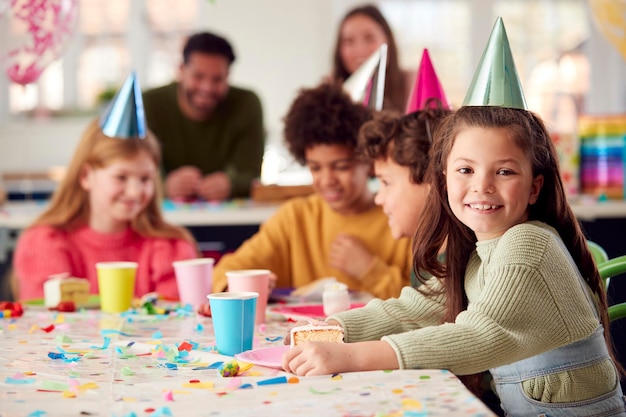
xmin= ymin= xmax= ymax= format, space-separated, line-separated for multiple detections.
xmin=290 ymin=320 xmax=344 ymax=347
xmin=43 ymin=273 xmax=90 ymax=308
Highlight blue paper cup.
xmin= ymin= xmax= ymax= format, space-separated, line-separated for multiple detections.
xmin=208 ymin=292 xmax=258 ymax=356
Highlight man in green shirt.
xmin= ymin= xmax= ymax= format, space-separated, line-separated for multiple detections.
xmin=143 ymin=32 xmax=265 ymax=201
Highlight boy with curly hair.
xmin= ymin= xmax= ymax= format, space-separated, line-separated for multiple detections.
xmin=212 ymin=82 xmax=412 ymax=299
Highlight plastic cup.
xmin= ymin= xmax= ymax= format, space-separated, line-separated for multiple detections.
xmin=96 ymin=262 xmax=137 ymax=313
xmin=226 ymin=269 xmax=270 ymax=324
xmin=207 ymin=292 xmax=258 ymax=356
xmin=173 ymin=258 xmax=214 ymax=308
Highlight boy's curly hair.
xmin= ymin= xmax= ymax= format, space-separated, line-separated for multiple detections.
xmin=283 ymin=82 xmax=372 ymax=165
xmin=358 ymin=105 xmax=450 ymax=184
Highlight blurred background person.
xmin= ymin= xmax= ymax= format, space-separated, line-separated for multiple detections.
xmin=143 ymin=32 xmax=265 ymax=202
xmin=331 ymin=4 xmax=409 ymax=113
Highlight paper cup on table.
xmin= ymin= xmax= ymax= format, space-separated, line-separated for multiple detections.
xmin=173 ymin=258 xmax=214 ymax=308
xmin=226 ymin=269 xmax=270 ymax=324
xmin=96 ymin=262 xmax=137 ymax=313
xmin=207 ymin=292 xmax=258 ymax=356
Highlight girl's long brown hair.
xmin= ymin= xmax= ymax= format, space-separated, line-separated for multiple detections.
xmin=331 ymin=4 xmax=408 ymax=113
xmin=412 ymin=106 xmax=622 ymax=394
xmin=32 ymin=119 xmax=195 ymax=243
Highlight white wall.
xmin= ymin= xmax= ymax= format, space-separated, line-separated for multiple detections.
xmin=196 ymin=0 xmax=336 ymax=144
xmin=1 ymin=0 xmax=625 ymax=175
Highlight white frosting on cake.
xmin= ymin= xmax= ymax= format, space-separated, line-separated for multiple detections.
xmin=290 ymin=321 xmax=344 ymax=347
xmin=43 ymin=274 xmax=90 ymax=308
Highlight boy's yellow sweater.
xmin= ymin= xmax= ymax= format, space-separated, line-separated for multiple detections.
xmin=213 ymin=194 xmax=412 ymax=299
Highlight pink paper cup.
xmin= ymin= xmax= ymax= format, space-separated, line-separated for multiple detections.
xmin=173 ymin=258 xmax=215 ymax=308
xmin=226 ymin=269 xmax=270 ymax=324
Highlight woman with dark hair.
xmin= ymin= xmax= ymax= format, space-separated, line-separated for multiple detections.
xmin=331 ymin=4 xmax=409 ymax=112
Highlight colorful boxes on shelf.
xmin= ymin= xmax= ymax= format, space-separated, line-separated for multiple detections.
xmin=578 ymin=115 xmax=626 ymax=200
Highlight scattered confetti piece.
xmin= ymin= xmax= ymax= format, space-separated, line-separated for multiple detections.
xmin=178 ymin=341 xmax=193 ymax=352
xmin=56 ymin=334 xmax=73 ymax=343
xmin=149 ymin=406 xmax=172 ymax=417
xmin=62 ymin=390 xmax=77 ymax=398
xmin=41 ymin=324 xmax=55 ymax=333
xmin=182 ymin=381 xmax=214 ymax=389
xmin=77 ymin=382 xmax=99 ymax=391
xmin=309 ymin=386 xmax=340 ymax=395
xmin=162 ymin=389 xmax=174 ymax=401
xmin=41 ymin=380 xmax=70 ymax=391
xmin=5 ymin=376 xmax=35 ymax=384
xmin=151 ymin=331 xmax=163 ymax=339
xmin=257 ymin=376 xmax=288 ymax=386
xmin=120 ymin=367 xmax=134 ymax=376
xmin=288 ymin=377 xmax=299 ymax=384
xmin=226 ymin=377 xmax=242 ymax=389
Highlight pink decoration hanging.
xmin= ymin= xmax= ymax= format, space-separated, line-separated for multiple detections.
xmin=2 ymin=0 xmax=78 ymax=85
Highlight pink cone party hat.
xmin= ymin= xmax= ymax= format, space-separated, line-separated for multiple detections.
xmin=405 ymin=49 xmax=450 ymax=113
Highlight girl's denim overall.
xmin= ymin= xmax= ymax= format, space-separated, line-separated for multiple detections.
xmin=490 ymin=254 xmax=626 ymax=417
xmin=491 ymin=327 xmax=626 ymax=416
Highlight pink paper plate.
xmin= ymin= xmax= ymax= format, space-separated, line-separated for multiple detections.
xmin=235 ymin=345 xmax=289 ymax=369
xmin=271 ymin=303 xmax=365 ymax=319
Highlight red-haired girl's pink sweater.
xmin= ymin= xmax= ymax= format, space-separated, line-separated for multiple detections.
xmin=14 ymin=225 xmax=198 ymax=301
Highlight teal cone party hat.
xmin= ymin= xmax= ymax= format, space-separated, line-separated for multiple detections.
xmin=343 ymin=44 xmax=387 ymax=111
xmin=100 ymin=71 xmax=146 ymax=138
xmin=462 ymin=17 xmax=527 ymax=110
xmin=405 ymin=48 xmax=450 ymax=113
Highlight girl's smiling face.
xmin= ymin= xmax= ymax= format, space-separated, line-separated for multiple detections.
xmin=80 ymin=150 xmax=157 ymax=233
xmin=445 ymin=126 xmax=544 ymax=241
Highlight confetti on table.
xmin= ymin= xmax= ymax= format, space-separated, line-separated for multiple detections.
xmin=182 ymin=381 xmax=214 ymax=389
xmin=120 ymin=367 xmax=134 ymax=376
xmin=163 ymin=389 xmax=174 ymax=401
xmin=177 ymin=341 xmax=193 ymax=352
xmin=40 ymin=324 xmax=55 ymax=333
xmin=5 ymin=374 xmax=36 ymax=384
xmin=257 ymin=376 xmax=288 ymax=386
xmin=149 ymin=407 xmax=172 ymax=417
xmin=55 ymin=334 xmax=73 ymax=343
xmin=40 ymin=380 xmax=70 ymax=391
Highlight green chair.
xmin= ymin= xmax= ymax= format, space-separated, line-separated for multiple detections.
xmin=588 ymin=240 xmax=609 ymax=264
xmin=597 ymin=255 xmax=626 ymax=322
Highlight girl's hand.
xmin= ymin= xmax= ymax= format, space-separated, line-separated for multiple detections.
xmin=282 ymin=342 xmax=352 ymax=376
xmin=282 ymin=340 xmax=399 ymax=376
xmin=329 ymin=234 xmax=375 ymax=278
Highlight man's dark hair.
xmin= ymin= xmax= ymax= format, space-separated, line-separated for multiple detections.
xmin=182 ymin=32 xmax=236 ymax=65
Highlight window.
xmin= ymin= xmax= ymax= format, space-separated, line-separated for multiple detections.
xmin=380 ymin=0 xmax=590 ymax=131
xmin=6 ymin=0 xmax=198 ymax=114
